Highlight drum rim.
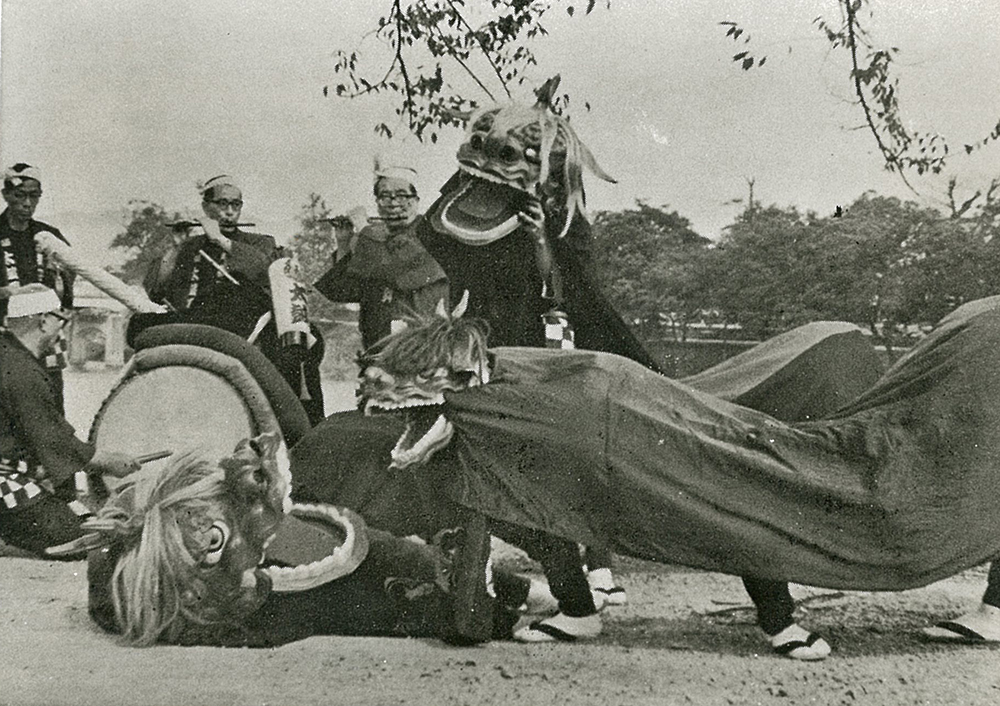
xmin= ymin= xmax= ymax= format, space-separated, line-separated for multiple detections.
xmin=133 ymin=323 xmax=313 ymax=444
xmin=90 ymin=343 xmax=282 ymax=447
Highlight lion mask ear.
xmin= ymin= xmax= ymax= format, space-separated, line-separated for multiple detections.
xmin=434 ymin=291 xmax=470 ymax=320
xmin=533 ymin=74 xmax=562 ymax=111
xmin=451 ymin=290 xmax=470 ymax=319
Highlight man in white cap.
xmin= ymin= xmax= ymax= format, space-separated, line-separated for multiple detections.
xmin=0 ymin=163 xmax=75 ymax=407
xmin=314 ymin=158 xmax=448 ymax=349
xmin=143 ymin=175 xmax=275 ymax=314
xmin=134 ymin=175 xmax=325 ymax=423
xmin=0 ymin=284 xmax=139 ymax=558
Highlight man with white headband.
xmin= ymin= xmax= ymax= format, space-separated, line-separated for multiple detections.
xmin=314 ymin=157 xmax=448 ymax=349
xmin=134 ymin=175 xmax=325 ymax=423
xmin=0 ymin=163 xmax=75 ymax=407
xmin=0 ymin=284 xmax=139 ymax=558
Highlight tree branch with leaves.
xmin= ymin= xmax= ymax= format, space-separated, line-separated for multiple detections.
xmin=724 ymin=0 xmax=999 ymax=183
xmin=325 ymin=0 xmax=608 ymax=141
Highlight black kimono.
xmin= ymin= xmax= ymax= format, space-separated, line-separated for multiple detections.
xmin=0 ymin=330 xmax=92 ymax=555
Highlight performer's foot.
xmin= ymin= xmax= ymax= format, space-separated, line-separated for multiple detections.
xmin=587 ymin=567 xmax=628 ymax=607
xmin=513 ymin=612 xmax=602 ymax=643
xmin=921 ymin=603 xmax=1000 ymax=643
xmin=521 ymin=578 xmax=560 ymax=616
xmin=769 ymin=623 xmax=831 ymax=661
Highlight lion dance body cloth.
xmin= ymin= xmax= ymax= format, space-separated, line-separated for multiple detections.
xmin=319 ymin=299 xmax=1000 ymax=593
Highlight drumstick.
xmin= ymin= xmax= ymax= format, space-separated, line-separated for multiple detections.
xmin=137 ymin=450 xmax=173 ymax=465
xmin=198 ymin=249 xmax=241 ymax=285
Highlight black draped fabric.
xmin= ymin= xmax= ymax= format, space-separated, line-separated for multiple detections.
xmin=681 ymin=321 xmax=885 ymax=421
xmin=421 ymin=180 xmax=663 ymax=372
xmin=292 ymin=303 xmax=1000 ymax=591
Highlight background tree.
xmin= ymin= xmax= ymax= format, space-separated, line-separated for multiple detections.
xmin=108 ymin=200 xmax=185 ymax=284
xmin=687 ymin=192 xmax=1000 ymax=346
xmin=287 ymin=193 xmax=363 ymax=379
xmin=288 ymin=194 xmax=337 ymax=284
xmin=589 ymin=201 xmax=711 ymax=340
xmin=696 ymin=205 xmax=827 ymax=339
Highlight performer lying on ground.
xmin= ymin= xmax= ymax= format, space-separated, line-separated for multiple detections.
xmin=326 ymin=296 xmax=1000 ymax=655
xmin=0 ymin=284 xmax=139 ymax=557
xmin=131 ymin=175 xmax=325 ymax=423
xmin=55 ymin=433 xmax=557 ymax=647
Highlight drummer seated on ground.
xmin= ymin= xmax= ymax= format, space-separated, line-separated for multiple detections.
xmin=0 ymin=284 xmax=140 ymax=558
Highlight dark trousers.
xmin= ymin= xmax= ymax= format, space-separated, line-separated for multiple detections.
xmin=582 ymin=544 xmax=613 ymax=572
xmin=742 ymin=576 xmax=796 ymax=635
xmin=983 ymin=561 xmax=1000 ymax=608
xmin=488 ymin=517 xmax=597 ymax=617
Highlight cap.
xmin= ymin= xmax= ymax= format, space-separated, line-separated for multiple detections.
xmin=4 ymin=283 xmax=61 ymax=318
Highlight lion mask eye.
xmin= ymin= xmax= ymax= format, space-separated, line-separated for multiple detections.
xmin=203 ymin=521 xmax=230 ymax=566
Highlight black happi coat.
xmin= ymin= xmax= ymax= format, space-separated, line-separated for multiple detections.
xmin=0 ymin=330 xmax=94 ymax=489
xmin=0 ymin=210 xmax=75 ymax=319
xmin=314 ymin=216 xmax=448 ymax=350
xmin=420 ymin=179 xmax=661 ymax=371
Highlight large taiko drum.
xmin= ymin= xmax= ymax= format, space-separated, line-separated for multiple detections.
xmin=88 ymin=324 xmax=312 ymax=489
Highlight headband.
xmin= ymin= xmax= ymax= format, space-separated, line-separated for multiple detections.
xmin=3 ymin=163 xmax=42 ymax=189
xmin=373 ymin=156 xmax=417 ymax=186
xmin=198 ymin=174 xmax=242 ymax=196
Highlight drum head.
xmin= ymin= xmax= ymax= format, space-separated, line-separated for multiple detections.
xmin=92 ymin=365 xmax=257 ymax=479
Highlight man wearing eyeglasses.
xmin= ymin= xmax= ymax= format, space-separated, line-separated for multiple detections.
xmin=0 ymin=163 xmax=76 ymax=409
xmin=0 ymin=284 xmax=139 ymax=558
xmin=314 ymin=159 xmax=448 ymax=349
xmin=143 ymin=175 xmax=276 ymax=315
xmin=136 ymin=175 xmax=325 ymax=423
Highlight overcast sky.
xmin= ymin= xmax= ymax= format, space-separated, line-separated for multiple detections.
xmin=1 ymin=0 xmax=997 ymax=260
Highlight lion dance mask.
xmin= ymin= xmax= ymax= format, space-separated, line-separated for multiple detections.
xmin=431 ymin=75 xmax=616 ymax=245
xmin=50 ymin=433 xmax=370 ymax=646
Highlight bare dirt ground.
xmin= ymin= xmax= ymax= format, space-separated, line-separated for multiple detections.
xmin=1 ymin=370 xmax=997 ymax=706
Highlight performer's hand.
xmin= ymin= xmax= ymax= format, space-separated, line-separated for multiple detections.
xmin=518 ymin=198 xmax=546 ymax=242
xmin=199 ymin=218 xmax=233 ymax=252
xmin=520 ymin=198 xmax=552 ymax=277
xmin=86 ymin=451 xmax=142 ymax=479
